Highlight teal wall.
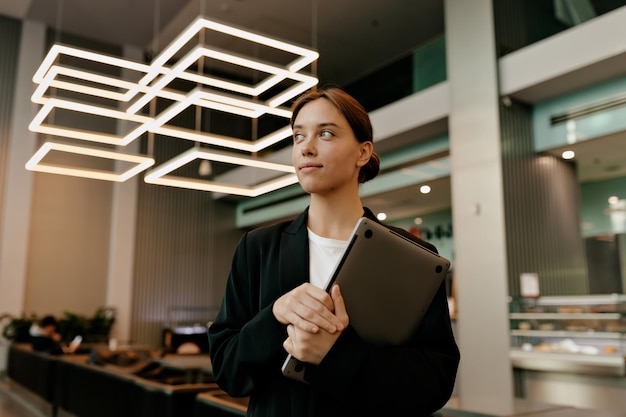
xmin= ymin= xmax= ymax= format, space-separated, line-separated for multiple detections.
xmin=412 ymin=36 xmax=447 ymax=94
xmin=580 ymin=176 xmax=626 ymax=237
xmin=533 ymin=75 xmax=626 ymax=152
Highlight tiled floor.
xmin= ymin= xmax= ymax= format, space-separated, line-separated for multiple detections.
xmin=441 ymin=397 xmax=626 ymax=417
xmin=0 ymin=381 xmax=43 ymax=417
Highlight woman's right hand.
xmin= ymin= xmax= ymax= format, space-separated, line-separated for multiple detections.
xmin=273 ymin=283 xmax=344 ymax=334
xmin=283 ymin=285 xmax=349 ymax=364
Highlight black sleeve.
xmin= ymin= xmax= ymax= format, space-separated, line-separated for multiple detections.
xmin=208 ymin=232 xmax=288 ymax=396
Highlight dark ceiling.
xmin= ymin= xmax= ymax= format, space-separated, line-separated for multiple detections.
xmin=5 ymin=0 xmax=444 ymax=87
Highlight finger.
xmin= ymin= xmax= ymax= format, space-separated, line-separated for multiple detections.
xmin=278 ymin=284 xmax=343 ymax=334
xmin=286 ymin=324 xmax=295 ymax=340
xmin=303 ymin=284 xmax=336 ymax=311
xmin=290 ymin=285 xmax=339 ymax=333
xmin=284 ymin=324 xmax=296 ymax=353
xmin=331 ymin=285 xmax=349 ymax=329
xmin=274 ymin=288 xmax=322 ymax=333
xmin=283 ymin=337 xmax=294 ymax=354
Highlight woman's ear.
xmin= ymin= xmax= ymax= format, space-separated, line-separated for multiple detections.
xmin=357 ymin=141 xmax=374 ymax=167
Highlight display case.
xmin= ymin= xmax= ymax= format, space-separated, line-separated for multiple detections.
xmin=509 ymin=294 xmax=626 ymax=376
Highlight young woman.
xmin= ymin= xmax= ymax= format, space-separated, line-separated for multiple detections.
xmin=208 ymin=87 xmax=459 ymax=417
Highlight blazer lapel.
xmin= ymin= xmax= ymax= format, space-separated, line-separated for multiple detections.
xmin=278 ymin=208 xmax=309 ymax=294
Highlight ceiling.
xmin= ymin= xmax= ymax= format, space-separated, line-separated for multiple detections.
xmin=1 ymin=0 xmax=624 ymax=222
xmin=0 ymin=0 xmax=444 ymax=87
xmin=545 ymin=130 xmax=626 ymax=184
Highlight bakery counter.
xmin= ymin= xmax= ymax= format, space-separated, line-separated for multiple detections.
xmin=509 ymin=294 xmax=626 ymax=377
xmin=509 ymin=349 xmax=625 ymax=376
xmin=509 ymin=295 xmax=626 ymax=412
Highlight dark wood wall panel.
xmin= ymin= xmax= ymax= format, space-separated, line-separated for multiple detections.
xmin=130 ymin=133 xmax=244 ymax=347
xmin=493 ymin=0 xmax=527 ymax=56
xmin=131 ymin=174 xmax=242 ymax=346
xmin=494 ymin=0 xmax=589 ymax=297
xmin=0 ymin=16 xmax=21 ymax=220
xmin=500 ymin=99 xmax=588 ymax=296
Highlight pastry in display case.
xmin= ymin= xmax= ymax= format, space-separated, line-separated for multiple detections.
xmin=509 ymin=294 xmax=626 ymax=376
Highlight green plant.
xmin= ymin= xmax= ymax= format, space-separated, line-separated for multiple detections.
xmin=1 ymin=313 xmax=37 ymax=343
xmin=58 ymin=311 xmax=88 ymax=341
xmin=86 ymin=306 xmax=116 ymax=343
xmin=58 ymin=306 xmax=117 ymax=343
xmin=1 ymin=306 xmax=117 ymax=345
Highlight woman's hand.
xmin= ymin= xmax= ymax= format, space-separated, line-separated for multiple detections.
xmin=273 ymin=283 xmax=345 ymax=334
xmin=282 ymin=285 xmax=349 ymax=364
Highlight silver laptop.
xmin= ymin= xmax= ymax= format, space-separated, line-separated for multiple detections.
xmin=281 ymin=217 xmax=450 ymax=382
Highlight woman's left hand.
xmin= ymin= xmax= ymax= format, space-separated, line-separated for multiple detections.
xmin=283 ymin=285 xmax=349 ymax=364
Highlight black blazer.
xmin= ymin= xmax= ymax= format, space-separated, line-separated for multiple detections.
xmin=208 ymin=207 xmax=459 ymax=417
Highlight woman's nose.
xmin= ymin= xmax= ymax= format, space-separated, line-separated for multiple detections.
xmin=300 ymin=137 xmax=316 ymax=155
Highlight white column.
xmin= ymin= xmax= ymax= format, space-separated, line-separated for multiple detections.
xmin=0 ymin=20 xmax=45 ymax=373
xmin=105 ymin=45 xmax=143 ymax=345
xmin=445 ymin=0 xmax=514 ymax=414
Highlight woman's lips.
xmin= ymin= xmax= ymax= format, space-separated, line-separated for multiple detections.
xmin=298 ymin=163 xmax=322 ymax=172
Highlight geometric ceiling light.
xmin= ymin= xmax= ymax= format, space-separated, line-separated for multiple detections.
xmin=28 ymin=98 xmax=154 ymax=146
xmin=150 ymin=88 xmax=293 ymax=153
xmin=125 ymin=16 xmax=319 ymax=114
xmin=25 ymin=141 xmax=155 ymax=182
xmin=144 ymin=147 xmax=298 ymax=197
xmin=25 ymin=16 xmax=318 ymax=195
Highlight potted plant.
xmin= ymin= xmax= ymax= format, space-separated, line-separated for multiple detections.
xmin=58 ymin=306 xmax=117 ymax=343
xmin=2 ymin=307 xmax=116 ymax=345
xmin=1 ymin=313 xmax=37 ymax=343
xmin=86 ymin=306 xmax=116 ymax=343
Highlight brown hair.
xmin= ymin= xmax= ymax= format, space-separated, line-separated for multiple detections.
xmin=290 ymin=87 xmax=380 ymax=183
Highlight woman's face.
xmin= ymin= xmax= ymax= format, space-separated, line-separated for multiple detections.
xmin=291 ymin=98 xmax=371 ymax=196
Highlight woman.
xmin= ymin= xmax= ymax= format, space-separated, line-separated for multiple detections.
xmin=208 ymin=87 xmax=459 ymax=417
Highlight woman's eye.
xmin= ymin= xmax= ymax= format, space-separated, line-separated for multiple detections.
xmin=320 ymin=130 xmax=333 ymax=138
xmin=293 ymin=133 xmax=304 ymax=142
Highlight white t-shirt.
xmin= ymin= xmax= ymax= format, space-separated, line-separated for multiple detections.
xmin=307 ymin=227 xmax=349 ymax=289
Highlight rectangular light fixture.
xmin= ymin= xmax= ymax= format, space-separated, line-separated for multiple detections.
xmin=149 ymin=88 xmax=293 ymax=153
xmin=127 ymin=16 xmax=318 ymax=106
xmin=29 ymin=98 xmax=154 ymax=146
xmin=25 ymin=141 xmax=155 ymax=182
xmin=144 ymin=147 xmax=298 ymax=197
xmin=126 ymin=42 xmax=318 ymax=115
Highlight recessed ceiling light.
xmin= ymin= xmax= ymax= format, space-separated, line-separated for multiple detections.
xmin=420 ymin=185 xmax=431 ymax=194
xmin=414 ymin=217 xmax=423 ymax=225
xmin=562 ymin=150 xmax=575 ymax=159
xmin=377 ymin=212 xmax=387 ymax=221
